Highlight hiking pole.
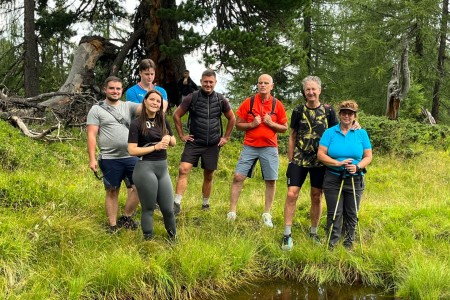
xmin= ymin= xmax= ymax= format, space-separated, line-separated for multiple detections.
xmin=351 ymin=176 xmax=363 ymax=255
xmin=326 ymin=171 xmax=345 ymax=250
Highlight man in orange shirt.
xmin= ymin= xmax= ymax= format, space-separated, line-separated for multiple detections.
xmin=227 ymin=74 xmax=288 ymax=227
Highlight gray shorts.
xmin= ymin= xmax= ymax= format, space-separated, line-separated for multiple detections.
xmin=235 ymin=145 xmax=279 ymax=180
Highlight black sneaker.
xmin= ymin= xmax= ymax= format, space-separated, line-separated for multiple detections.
xmin=167 ymin=230 xmax=176 ymax=240
xmin=143 ymin=233 xmax=154 ymax=241
xmin=309 ymin=233 xmax=321 ymax=244
xmin=201 ymin=203 xmax=210 ymax=211
xmin=117 ymin=215 xmax=138 ymax=230
xmin=281 ymin=234 xmax=293 ymax=251
xmin=343 ymin=242 xmax=353 ymax=250
xmin=107 ymin=225 xmax=118 ymax=234
xmin=117 ymin=215 xmax=127 ymax=227
xmin=173 ymin=203 xmax=181 ymax=215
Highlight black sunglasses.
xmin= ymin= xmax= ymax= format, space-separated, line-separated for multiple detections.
xmin=93 ymin=170 xmax=104 ymax=180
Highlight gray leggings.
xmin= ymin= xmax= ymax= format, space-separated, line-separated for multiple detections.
xmin=132 ymin=160 xmax=176 ymax=237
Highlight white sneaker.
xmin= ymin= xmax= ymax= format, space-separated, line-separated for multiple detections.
xmin=227 ymin=211 xmax=236 ymax=221
xmin=262 ymin=212 xmax=274 ymax=228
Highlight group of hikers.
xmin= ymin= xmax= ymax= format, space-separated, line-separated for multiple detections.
xmin=86 ymin=58 xmax=373 ymax=250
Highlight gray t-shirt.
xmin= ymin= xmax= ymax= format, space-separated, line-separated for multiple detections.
xmin=87 ymin=101 xmax=140 ymax=159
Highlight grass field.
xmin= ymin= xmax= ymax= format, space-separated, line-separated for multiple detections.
xmin=0 ymin=119 xmax=449 ymax=299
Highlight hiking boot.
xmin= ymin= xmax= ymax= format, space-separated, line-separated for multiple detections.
xmin=107 ymin=225 xmax=118 ymax=234
xmin=117 ymin=215 xmax=138 ymax=230
xmin=201 ymin=204 xmax=210 ymax=211
xmin=309 ymin=233 xmax=321 ymax=244
xmin=281 ymin=234 xmax=293 ymax=251
xmin=227 ymin=211 xmax=236 ymax=222
xmin=262 ymin=213 xmax=274 ymax=228
xmin=173 ymin=202 xmax=181 ymax=215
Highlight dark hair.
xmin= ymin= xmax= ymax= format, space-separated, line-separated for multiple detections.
xmin=137 ymin=90 xmax=167 ymax=136
xmin=103 ymin=76 xmax=122 ymax=87
xmin=201 ymin=69 xmax=216 ymax=78
xmin=139 ymin=59 xmax=157 ymax=72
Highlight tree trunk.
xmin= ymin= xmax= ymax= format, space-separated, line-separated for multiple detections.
xmin=138 ymin=0 xmax=185 ymax=107
xmin=39 ymin=36 xmax=117 ymax=109
xmin=24 ymin=0 xmax=39 ymax=97
xmin=386 ymin=42 xmax=410 ymax=120
xmin=431 ymin=0 xmax=448 ymax=123
xmin=303 ymin=0 xmax=312 ymax=75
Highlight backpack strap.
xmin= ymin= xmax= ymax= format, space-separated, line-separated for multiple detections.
xmin=187 ymin=91 xmax=200 ymax=129
xmin=216 ymin=92 xmax=224 ymax=137
xmin=98 ymin=101 xmax=130 ymax=129
xmin=270 ymin=96 xmax=276 ymax=115
xmin=248 ymin=95 xmax=276 ymax=117
xmin=324 ymin=104 xmax=332 ymax=126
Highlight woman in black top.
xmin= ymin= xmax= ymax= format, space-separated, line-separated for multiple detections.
xmin=128 ymin=90 xmax=177 ymax=240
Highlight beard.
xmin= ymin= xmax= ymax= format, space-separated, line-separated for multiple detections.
xmin=106 ymin=95 xmax=120 ymax=102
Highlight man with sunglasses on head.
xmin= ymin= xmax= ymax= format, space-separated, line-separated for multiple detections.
xmin=87 ymin=76 xmax=142 ymax=233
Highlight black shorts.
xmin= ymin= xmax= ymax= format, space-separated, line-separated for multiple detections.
xmin=181 ymin=142 xmax=220 ymax=170
xmin=286 ymin=163 xmax=325 ymax=189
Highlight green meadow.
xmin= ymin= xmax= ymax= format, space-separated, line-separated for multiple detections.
xmin=0 ymin=115 xmax=449 ymax=299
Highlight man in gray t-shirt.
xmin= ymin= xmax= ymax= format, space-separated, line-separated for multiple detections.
xmin=87 ymin=76 xmax=142 ymax=233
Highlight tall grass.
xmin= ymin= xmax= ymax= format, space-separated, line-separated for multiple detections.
xmin=0 ymin=119 xmax=449 ymax=299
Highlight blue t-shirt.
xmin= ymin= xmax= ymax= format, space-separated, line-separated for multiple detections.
xmin=125 ymin=84 xmax=168 ymax=104
xmin=319 ymin=124 xmax=372 ymax=173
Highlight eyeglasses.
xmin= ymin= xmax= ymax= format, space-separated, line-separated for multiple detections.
xmin=93 ymin=171 xmax=104 ymax=180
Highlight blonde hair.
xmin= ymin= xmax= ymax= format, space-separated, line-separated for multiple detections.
xmin=339 ymin=100 xmax=359 ymax=113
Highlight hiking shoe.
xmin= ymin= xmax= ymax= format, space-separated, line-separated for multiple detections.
xmin=117 ymin=215 xmax=138 ymax=230
xmin=343 ymin=242 xmax=353 ymax=250
xmin=262 ymin=213 xmax=274 ymax=228
xmin=107 ymin=225 xmax=118 ymax=234
xmin=173 ymin=202 xmax=181 ymax=215
xmin=227 ymin=211 xmax=236 ymax=222
xmin=201 ymin=204 xmax=210 ymax=211
xmin=143 ymin=233 xmax=154 ymax=241
xmin=281 ymin=234 xmax=293 ymax=251
xmin=167 ymin=230 xmax=177 ymax=241
xmin=309 ymin=233 xmax=321 ymax=244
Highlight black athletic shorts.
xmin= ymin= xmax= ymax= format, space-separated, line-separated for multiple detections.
xmin=181 ymin=142 xmax=220 ymax=170
xmin=286 ymin=162 xmax=326 ymax=189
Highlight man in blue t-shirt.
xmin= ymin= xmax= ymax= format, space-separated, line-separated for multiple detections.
xmin=126 ymin=59 xmax=168 ymax=113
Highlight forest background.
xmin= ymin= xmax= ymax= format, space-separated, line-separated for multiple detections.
xmin=0 ymin=0 xmax=449 ymax=123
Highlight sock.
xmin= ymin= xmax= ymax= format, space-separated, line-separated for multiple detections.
xmin=284 ymin=226 xmax=292 ymax=236
xmin=202 ymin=197 xmax=209 ymax=206
xmin=174 ymin=194 xmax=182 ymax=204
xmin=310 ymin=226 xmax=318 ymax=234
